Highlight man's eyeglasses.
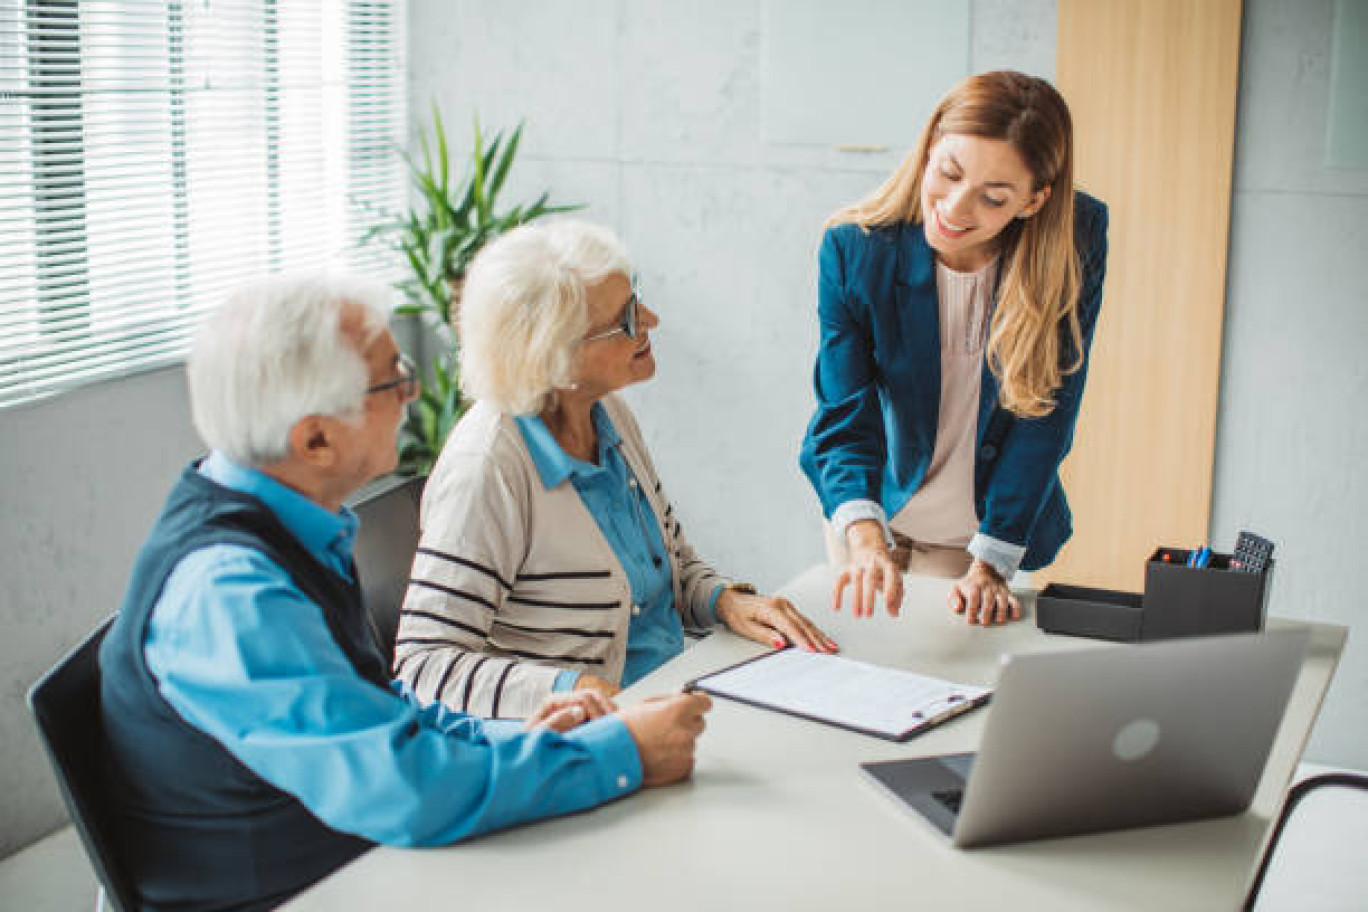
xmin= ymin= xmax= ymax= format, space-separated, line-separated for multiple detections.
xmin=365 ymin=354 xmax=418 ymax=399
xmin=583 ymin=292 xmax=642 ymax=344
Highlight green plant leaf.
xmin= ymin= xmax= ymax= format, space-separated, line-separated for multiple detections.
xmin=487 ymin=120 xmax=523 ymax=203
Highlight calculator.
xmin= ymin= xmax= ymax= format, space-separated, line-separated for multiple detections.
xmin=1231 ymin=531 xmax=1274 ymax=573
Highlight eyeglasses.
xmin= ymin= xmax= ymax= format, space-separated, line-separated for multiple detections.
xmin=583 ymin=291 xmax=642 ymax=343
xmin=365 ymin=354 xmax=418 ymax=399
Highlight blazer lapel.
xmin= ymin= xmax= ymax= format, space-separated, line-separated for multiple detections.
xmin=975 ymin=260 xmax=1005 ymax=446
xmin=892 ymin=221 xmax=941 ymax=432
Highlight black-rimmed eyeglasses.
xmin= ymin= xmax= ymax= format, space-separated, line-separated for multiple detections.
xmin=365 ymin=354 xmax=418 ymax=399
xmin=583 ymin=292 xmax=642 ymax=343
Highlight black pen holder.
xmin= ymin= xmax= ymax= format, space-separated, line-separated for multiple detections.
xmin=1141 ymin=547 xmax=1273 ymax=639
xmin=1037 ymin=547 xmax=1274 ymax=642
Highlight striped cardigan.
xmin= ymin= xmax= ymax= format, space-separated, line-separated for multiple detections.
xmin=393 ymin=394 xmax=732 ymax=718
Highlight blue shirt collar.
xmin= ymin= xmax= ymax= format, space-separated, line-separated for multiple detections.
xmin=515 ymin=403 xmax=622 ymax=490
xmin=199 ymin=450 xmax=359 ymax=573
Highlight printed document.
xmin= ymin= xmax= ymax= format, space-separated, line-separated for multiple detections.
xmin=694 ymin=649 xmax=991 ymax=741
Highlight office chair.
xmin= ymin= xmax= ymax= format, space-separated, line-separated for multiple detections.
xmin=1245 ymin=772 xmax=1368 ymax=910
xmin=350 ymin=474 xmax=425 ymax=663
xmin=27 ymin=617 xmax=137 ymax=912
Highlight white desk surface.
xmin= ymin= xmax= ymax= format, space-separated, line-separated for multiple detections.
xmin=286 ymin=564 xmax=1347 ymax=912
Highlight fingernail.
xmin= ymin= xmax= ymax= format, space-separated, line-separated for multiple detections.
xmin=572 ymin=705 xmax=585 ymax=718
xmin=771 ymin=638 xmax=785 ymax=649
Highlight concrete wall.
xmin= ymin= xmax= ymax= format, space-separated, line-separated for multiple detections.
xmin=1211 ymin=0 xmax=1368 ymax=768
xmin=410 ymin=0 xmax=1368 ymax=771
xmin=407 ymin=0 xmax=1055 ymax=593
xmin=0 ymin=367 xmax=202 ymax=857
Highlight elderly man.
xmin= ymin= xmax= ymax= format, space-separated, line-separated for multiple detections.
xmin=98 ymin=275 xmax=711 ymax=912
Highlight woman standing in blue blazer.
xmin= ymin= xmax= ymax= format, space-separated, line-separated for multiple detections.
xmin=800 ymin=71 xmax=1108 ymax=626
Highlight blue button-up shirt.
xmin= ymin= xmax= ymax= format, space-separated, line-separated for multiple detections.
xmin=143 ymin=451 xmax=642 ymax=847
xmin=517 ymin=405 xmax=720 ymax=690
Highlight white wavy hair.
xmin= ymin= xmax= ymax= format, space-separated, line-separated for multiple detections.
xmin=188 ymin=273 xmax=392 ymax=467
xmin=459 ymin=219 xmax=633 ymax=414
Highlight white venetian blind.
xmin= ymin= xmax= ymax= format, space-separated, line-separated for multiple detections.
xmin=0 ymin=0 xmax=406 ymax=408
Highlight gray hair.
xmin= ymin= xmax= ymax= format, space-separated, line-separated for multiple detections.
xmin=188 ymin=273 xmax=392 ymax=467
xmin=459 ymin=220 xmax=633 ymax=414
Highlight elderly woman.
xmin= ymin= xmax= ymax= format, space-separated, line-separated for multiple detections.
xmin=394 ymin=220 xmax=835 ymax=719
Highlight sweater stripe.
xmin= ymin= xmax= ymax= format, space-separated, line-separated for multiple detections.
xmin=489 ymin=661 xmax=516 ymax=719
xmin=508 ymin=595 xmax=620 ymax=611
xmin=415 ymin=547 xmax=511 ymax=590
xmin=494 ymin=619 xmax=616 ymax=639
xmin=461 ymin=656 xmax=491 ymax=713
xmin=408 ymin=578 xmax=496 ymax=612
xmin=401 ymin=608 xmax=485 ymax=640
xmin=516 ymin=569 xmax=613 ymax=581
xmin=501 ymin=647 xmax=607 ymax=665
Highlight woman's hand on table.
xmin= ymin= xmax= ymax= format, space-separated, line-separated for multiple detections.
xmin=716 ymin=588 xmax=838 ymax=654
xmin=835 ymin=519 xmax=903 ymax=618
xmin=572 ymin=672 xmax=623 ymax=702
xmin=526 ymin=689 xmax=617 ymax=733
xmin=949 ymin=559 xmax=1021 ymax=626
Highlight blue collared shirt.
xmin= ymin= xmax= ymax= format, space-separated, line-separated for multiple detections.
xmin=143 ymin=451 xmax=642 ymax=847
xmin=517 ymin=406 xmax=718 ymax=690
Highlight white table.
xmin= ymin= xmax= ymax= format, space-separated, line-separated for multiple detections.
xmin=286 ymin=565 xmax=1347 ymax=911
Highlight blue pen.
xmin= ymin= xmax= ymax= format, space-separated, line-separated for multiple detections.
xmin=1186 ymin=547 xmax=1200 ymax=568
xmin=1195 ymin=546 xmax=1212 ymax=569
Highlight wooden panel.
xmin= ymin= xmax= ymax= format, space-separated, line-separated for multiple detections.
xmin=1048 ymin=0 xmax=1243 ymax=590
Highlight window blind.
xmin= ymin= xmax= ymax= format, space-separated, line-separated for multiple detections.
xmin=0 ymin=0 xmax=406 ymax=408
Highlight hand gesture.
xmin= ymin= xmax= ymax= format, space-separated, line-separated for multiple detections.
xmin=716 ymin=589 xmax=837 ymax=653
xmin=618 ymin=692 xmax=712 ymax=787
xmin=573 ymin=672 xmax=623 ymax=702
xmin=949 ymin=560 xmax=1021 ymax=626
xmin=834 ymin=519 xmax=902 ymax=618
xmin=525 ymin=690 xmax=617 ymax=733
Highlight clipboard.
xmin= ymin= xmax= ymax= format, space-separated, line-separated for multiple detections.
xmin=687 ymin=648 xmax=992 ymax=742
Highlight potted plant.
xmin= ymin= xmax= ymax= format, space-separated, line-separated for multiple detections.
xmin=365 ymin=107 xmax=580 ymax=475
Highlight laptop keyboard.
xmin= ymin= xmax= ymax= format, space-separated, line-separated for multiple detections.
xmin=932 ymin=788 xmax=965 ymax=815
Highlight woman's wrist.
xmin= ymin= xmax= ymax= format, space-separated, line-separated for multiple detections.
xmin=845 ymin=518 xmax=889 ymax=552
xmin=969 ymin=558 xmax=1006 ymax=583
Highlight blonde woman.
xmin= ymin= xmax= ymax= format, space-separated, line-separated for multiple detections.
xmin=799 ymin=71 xmax=1109 ymax=625
xmin=396 ymin=220 xmax=835 ymax=719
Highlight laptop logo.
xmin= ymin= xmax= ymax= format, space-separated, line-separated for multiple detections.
xmin=1113 ymin=718 xmax=1161 ymax=762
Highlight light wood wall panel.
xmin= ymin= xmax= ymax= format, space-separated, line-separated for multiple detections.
xmin=1049 ymin=0 xmax=1244 ymax=590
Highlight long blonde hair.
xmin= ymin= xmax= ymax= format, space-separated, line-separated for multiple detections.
xmin=829 ymin=72 xmax=1082 ymax=418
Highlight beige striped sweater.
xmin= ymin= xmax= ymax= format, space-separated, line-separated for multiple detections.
xmin=393 ymin=394 xmax=731 ymax=718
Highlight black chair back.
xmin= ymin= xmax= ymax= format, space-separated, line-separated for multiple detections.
xmin=1245 ymin=771 xmax=1368 ymax=910
xmin=350 ymin=474 xmax=425 ymax=664
xmin=27 ymin=618 xmax=137 ymax=912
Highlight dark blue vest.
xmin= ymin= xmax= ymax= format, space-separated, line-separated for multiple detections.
xmin=99 ymin=463 xmax=388 ymax=911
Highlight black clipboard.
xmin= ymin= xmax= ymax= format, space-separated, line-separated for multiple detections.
xmin=686 ymin=649 xmax=993 ymax=742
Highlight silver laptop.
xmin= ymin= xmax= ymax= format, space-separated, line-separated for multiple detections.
xmin=861 ymin=629 xmax=1309 ymax=848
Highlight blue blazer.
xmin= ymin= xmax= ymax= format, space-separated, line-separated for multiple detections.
xmin=799 ymin=192 xmax=1109 ymax=571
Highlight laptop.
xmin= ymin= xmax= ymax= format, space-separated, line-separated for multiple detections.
xmin=861 ymin=629 xmax=1309 ymax=848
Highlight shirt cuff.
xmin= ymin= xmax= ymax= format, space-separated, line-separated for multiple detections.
xmin=967 ymin=533 xmax=1027 ymax=581
xmin=702 ymin=583 xmax=725 ymax=628
xmin=552 ymin=669 xmax=580 ymax=693
xmin=831 ymin=499 xmax=894 ymax=549
xmin=564 ymin=714 xmax=643 ymax=797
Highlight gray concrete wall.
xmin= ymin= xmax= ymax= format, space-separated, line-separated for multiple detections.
xmin=410 ymin=0 xmax=1368 ymax=773
xmin=407 ymin=0 xmax=1055 ymax=593
xmin=1212 ymin=0 xmax=1368 ymax=768
xmin=0 ymin=367 xmax=203 ymax=857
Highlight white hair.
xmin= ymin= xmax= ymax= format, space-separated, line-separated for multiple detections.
xmin=188 ymin=273 xmax=392 ymax=467
xmin=459 ymin=219 xmax=633 ymax=414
